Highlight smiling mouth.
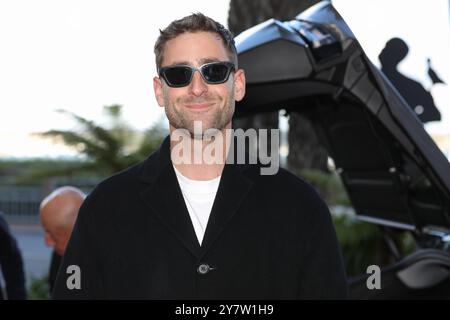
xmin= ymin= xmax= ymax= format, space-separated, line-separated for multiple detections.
xmin=184 ymin=102 xmax=214 ymax=110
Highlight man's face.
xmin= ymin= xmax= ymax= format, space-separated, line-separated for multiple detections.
xmin=41 ymin=210 xmax=71 ymax=256
xmin=40 ymin=199 xmax=76 ymax=256
xmin=153 ymin=31 xmax=246 ymax=137
xmin=43 ymin=227 xmax=70 ymax=256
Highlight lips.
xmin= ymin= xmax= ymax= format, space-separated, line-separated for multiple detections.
xmin=184 ymin=102 xmax=214 ymax=109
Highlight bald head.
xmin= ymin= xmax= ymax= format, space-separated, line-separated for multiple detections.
xmin=40 ymin=186 xmax=86 ymax=255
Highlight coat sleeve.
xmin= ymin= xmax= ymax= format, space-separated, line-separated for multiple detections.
xmin=52 ymin=194 xmax=105 ymax=299
xmin=0 ymin=214 xmax=27 ymax=300
xmin=297 ymin=191 xmax=348 ymax=299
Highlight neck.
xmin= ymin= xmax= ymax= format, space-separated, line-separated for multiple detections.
xmin=170 ymin=123 xmax=232 ymax=180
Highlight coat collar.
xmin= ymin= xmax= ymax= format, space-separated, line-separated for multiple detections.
xmin=138 ymin=134 xmax=254 ymax=260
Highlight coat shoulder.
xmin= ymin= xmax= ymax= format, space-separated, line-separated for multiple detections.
xmin=78 ymin=151 xmax=159 ymax=220
xmin=88 ymin=162 xmax=143 ymax=201
xmin=248 ymin=165 xmax=325 ymax=204
xmin=245 ymin=165 xmax=332 ymax=226
xmin=87 ymin=144 xmax=163 ymax=200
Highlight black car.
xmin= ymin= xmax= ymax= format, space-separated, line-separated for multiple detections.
xmin=234 ymin=1 xmax=450 ymax=299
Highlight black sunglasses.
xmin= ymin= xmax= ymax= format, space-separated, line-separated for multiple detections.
xmin=158 ymin=61 xmax=235 ymax=88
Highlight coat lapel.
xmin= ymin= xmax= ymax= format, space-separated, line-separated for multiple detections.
xmin=199 ymin=157 xmax=253 ymax=258
xmin=139 ymin=136 xmax=201 ymax=258
xmin=138 ymin=135 xmax=254 ymax=260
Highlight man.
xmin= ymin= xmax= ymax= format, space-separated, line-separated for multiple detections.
xmin=39 ymin=186 xmax=85 ymax=293
xmin=53 ymin=13 xmax=347 ymax=299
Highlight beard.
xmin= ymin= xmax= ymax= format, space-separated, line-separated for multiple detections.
xmin=163 ymin=89 xmax=235 ymax=139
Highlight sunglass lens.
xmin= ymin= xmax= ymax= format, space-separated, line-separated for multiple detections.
xmin=202 ymin=63 xmax=230 ymax=83
xmin=164 ymin=67 xmax=192 ymax=86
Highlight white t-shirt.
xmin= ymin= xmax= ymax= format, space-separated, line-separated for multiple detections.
xmin=173 ymin=166 xmax=221 ymax=246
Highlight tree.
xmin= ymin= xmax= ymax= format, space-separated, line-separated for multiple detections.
xmin=35 ymin=105 xmax=166 ymax=176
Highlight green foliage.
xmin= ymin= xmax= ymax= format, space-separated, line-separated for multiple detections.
xmin=34 ymin=105 xmax=167 ymax=176
xmin=293 ymin=168 xmax=351 ymax=206
xmin=332 ymin=214 xmax=384 ymax=276
xmin=333 ymin=214 xmax=417 ymax=276
xmin=0 ymin=158 xmax=96 ymax=184
xmin=27 ymin=275 xmax=50 ymax=300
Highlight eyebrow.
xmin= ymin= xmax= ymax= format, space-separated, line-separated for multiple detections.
xmin=167 ymin=57 xmax=224 ymax=67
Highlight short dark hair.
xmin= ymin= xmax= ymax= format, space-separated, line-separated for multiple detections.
xmin=154 ymin=12 xmax=238 ymax=71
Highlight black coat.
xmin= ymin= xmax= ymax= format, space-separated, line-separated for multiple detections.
xmin=0 ymin=212 xmax=26 ymax=300
xmin=48 ymin=250 xmax=62 ymax=293
xmin=53 ymin=136 xmax=347 ymax=299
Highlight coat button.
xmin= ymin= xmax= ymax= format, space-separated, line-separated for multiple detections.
xmin=197 ymin=263 xmax=211 ymax=275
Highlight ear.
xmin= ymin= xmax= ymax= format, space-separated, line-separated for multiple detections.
xmin=233 ymin=69 xmax=246 ymax=102
xmin=153 ymin=76 xmax=165 ymax=107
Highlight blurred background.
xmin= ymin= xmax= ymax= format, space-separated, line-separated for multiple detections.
xmin=0 ymin=0 xmax=448 ymax=299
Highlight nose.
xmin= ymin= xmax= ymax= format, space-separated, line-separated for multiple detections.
xmin=188 ymin=70 xmax=208 ymax=96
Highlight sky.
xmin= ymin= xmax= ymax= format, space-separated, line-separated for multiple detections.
xmin=0 ymin=0 xmax=229 ymax=158
xmin=0 ymin=0 xmax=448 ymax=158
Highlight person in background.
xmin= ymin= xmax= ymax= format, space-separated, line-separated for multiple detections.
xmin=0 ymin=211 xmax=27 ymax=300
xmin=39 ymin=186 xmax=85 ymax=293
